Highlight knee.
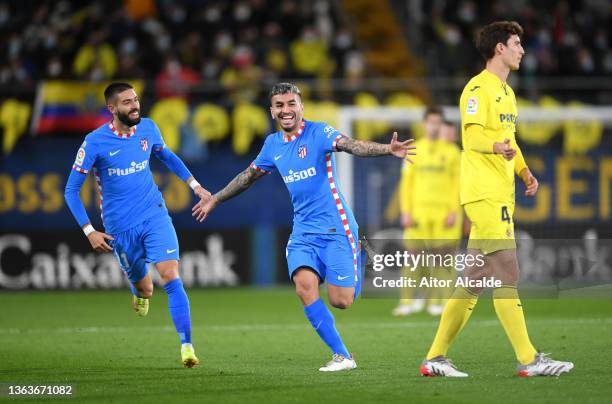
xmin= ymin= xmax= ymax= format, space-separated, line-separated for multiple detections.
xmin=295 ymin=281 xmax=318 ymax=301
xmin=161 ymin=270 xmax=178 ymax=284
xmin=329 ymin=296 xmax=354 ymax=310
xmin=157 ymin=261 xmax=179 ymax=284
xmin=138 ymin=284 xmax=154 ymax=298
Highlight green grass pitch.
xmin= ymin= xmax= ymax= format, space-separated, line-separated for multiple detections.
xmin=1 ymin=288 xmax=611 ymax=403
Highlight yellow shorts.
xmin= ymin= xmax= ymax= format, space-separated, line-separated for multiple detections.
xmin=404 ymin=206 xmax=461 ymax=249
xmin=464 ymin=199 xmax=516 ymax=254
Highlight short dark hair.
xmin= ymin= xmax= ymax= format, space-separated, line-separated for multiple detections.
xmin=104 ymin=82 xmax=134 ymax=104
xmin=423 ymin=105 xmax=444 ymax=120
xmin=443 ymin=120 xmax=455 ymax=127
xmin=269 ymin=82 xmax=301 ymax=102
xmin=476 ymin=21 xmax=523 ymax=61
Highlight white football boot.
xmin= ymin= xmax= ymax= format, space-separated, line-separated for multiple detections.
xmin=319 ymin=353 xmax=357 ymax=372
xmin=392 ymin=299 xmax=425 ymax=316
xmin=426 ymin=304 xmax=445 ymax=316
xmin=517 ymin=352 xmax=574 ymax=377
xmin=420 ymin=356 xmax=468 ymax=377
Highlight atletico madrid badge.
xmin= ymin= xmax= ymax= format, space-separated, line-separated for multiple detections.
xmin=298 ymin=145 xmax=307 ymax=159
xmin=140 ymin=138 xmax=148 ymax=152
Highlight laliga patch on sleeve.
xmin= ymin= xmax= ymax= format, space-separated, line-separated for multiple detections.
xmin=466 ymin=97 xmax=478 ymax=115
xmin=75 ymin=148 xmax=85 ymax=166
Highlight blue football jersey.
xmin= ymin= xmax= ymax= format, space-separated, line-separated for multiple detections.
xmin=251 ymin=120 xmax=358 ymax=237
xmin=71 ymin=118 xmax=167 ymax=234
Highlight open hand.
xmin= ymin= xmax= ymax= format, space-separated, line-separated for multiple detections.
xmin=390 ymin=132 xmax=416 ymax=163
xmin=193 ymin=185 xmax=212 ymax=203
xmin=192 ymin=195 xmax=219 ymax=222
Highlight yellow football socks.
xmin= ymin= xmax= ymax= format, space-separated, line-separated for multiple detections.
xmin=426 ymin=287 xmax=478 ymax=359
xmin=493 ymin=286 xmax=537 ymax=365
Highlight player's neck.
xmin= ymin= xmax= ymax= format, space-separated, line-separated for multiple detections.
xmin=485 ymin=59 xmax=510 ymax=83
xmin=281 ymin=120 xmax=305 ymax=138
xmin=112 ymin=117 xmax=132 ymax=134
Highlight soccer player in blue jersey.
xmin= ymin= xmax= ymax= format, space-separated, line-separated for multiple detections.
xmin=64 ymin=82 xmax=210 ymax=368
xmin=192 ymin=82 xmax=416 ymax=371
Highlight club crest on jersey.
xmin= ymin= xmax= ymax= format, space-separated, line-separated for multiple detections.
xmin=140 ymin=138 xmax=148 ymax=152
xmin=298 ymin=145 xmax=307 ymax=159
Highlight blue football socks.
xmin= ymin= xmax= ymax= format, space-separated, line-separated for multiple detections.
xmin=163 ymin=278 xmax=192 ymax=344
xmin=304 ymin=298 xmax=350 ymax=357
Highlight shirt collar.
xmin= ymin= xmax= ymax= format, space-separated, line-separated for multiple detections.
xmin=283 ymin=120 xmax=305 ymax=142
xmin=109 ymin=121 xmax=137 ymax=139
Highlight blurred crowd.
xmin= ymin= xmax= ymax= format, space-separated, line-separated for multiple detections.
xmin=0 ymin=0 xmax=364 ymax=100
xmin=1 ymin=0 xmax=611 ymax=99
xmin=407 ymin=0 xmax=612 ymax=78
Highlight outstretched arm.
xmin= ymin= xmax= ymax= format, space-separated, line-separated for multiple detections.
xmin=154 ymin=147 xmax=211 ymax=200
xmin=336 ymin=132 xmax=415 ymax=161
xmin=192 ymin=165 xmax=267 ymax=222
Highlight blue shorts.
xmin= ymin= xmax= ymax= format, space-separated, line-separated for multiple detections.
xmin=110 ymin=214 xmax=179 ymax=283
xmin=286 ymin=230 xmax=362 ymax=295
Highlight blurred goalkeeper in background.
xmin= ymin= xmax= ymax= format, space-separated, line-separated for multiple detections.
xmin=393 ymin=107 xmax=461 ymax=317
xmin=420 ymin=21 xmax=573 ymax=378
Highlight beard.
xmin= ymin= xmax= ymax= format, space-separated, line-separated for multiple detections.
xmin=117 ymin=109 xmax=141 ymax=127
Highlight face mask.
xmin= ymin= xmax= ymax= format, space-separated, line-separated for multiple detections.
xmin=215 ymin=33 xmax=233 ymax=52
xmin=446 ymin=28 xmax=461 ymax=46
xmin=205 ymin=7 xmax=221 ymax=23
xmin=335 ymin=32 xmax=352 ymax=49
xmin=9 ymin=36 xmax=22 ymax=58
xmin=47 ymin=60 xmax=62 ymax=77
xmin=121 ymin=38 xmax=137 ymax=54
xmin=538 ymin=30 xmax=551 ymax=46
xmin=157 ymin=34 xmax=171 ymax=51
xmin=234 ymin=4 xmax=251 ymax=21
xmin=168 ymin=60 xmax=181 ymax=75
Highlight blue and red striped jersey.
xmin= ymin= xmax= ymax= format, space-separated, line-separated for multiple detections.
xmin=251 ymin=120 xmax=358 ymax=237
xmin=71 ymin=118 xmax=167 ymax=234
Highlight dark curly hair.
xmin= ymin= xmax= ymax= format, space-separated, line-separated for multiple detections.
xmin=476 ymin=21 xmax=524 ymax=61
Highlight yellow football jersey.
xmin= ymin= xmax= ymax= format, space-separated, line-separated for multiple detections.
xmin=399 ymin=137 xmax=461 ymax=214
xmin=459 ymin=69 xmax=521 ymax=204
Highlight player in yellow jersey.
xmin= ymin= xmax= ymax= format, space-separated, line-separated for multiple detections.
xmin=420 ymin=21 xmax=573 ymax=378
xmin=439 ymin=120 xmax=465 ymax=242
xmin=393 ymin=107 xmax=461 ymax=317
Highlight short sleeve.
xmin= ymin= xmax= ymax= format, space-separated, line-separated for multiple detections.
xmin=461 ymin=85 xmax=488 ymax=128
xmin=250 ymin=137 xmax=275 ymax=174
xmin=72 ymin=137 xmax=97 ymax=174
xmin=150 ymin=120 xmax=166 ymax=152
xmin=318 ymin=123 xmax=346 ymax=153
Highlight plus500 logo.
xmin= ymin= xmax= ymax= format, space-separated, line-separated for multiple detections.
xmin=283 ymin=167 xmax=316 ymax=183
xmin=108 ymin=160 xmax=148 ymax=176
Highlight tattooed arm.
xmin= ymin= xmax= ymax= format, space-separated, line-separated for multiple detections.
xmin=336 ymin=132 xmax=416 ymax=160
xmin=335 ymin=137 xmax=391 ymax=156
xmin=215 ymin=166 xmax=267 ymax=202
xmin=192 ymin=166 xmax=267 ymax=221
